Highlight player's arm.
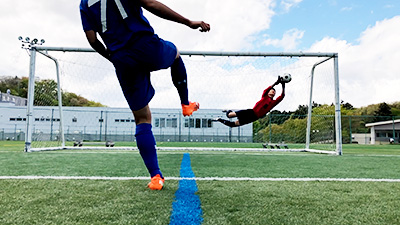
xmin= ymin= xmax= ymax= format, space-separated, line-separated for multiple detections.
xmin=262 ymin=76 xmax=281 ymax=97
xmin=276 ymin=81 xmax=285 ymax=102
xmin=139 ymin=0 xmax=210 ymax=32
xmin=261 ymin=86 xmax=272 ymax=97
xmin=272 ymin=76 xmax=282 ymax=87
xmin=84 ymin=30 xmax=110 ymax=60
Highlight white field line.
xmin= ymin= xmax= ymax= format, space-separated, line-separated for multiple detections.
xmin=1 ymin=176 xmax=400 ymax=182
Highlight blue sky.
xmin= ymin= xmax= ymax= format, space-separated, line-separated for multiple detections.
xmin=257 ymin=0 xmax=399 ymax=51
xmin=0 ymin=0 xmax=399 ymax=108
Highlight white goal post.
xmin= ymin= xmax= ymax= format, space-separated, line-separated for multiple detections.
xmin=24 ymin=46 xmax=342 ymax=155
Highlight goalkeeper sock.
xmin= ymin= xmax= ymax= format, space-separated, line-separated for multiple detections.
xmin=135 ymin=123 xmax=163 ymax=178
xmin=217 ymin=118 xmax=238 ymax=127
xmin=171 ymin=57 xmax=189 ymax=105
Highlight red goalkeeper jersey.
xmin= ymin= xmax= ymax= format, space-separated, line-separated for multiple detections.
xmin=252 ymin=86 xmax=285 ymax=118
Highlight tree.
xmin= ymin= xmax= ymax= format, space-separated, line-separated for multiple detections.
xmin=0 ymin=76 xmax=29 ymax=97
xmin=34 ymin=79 xmax=58 ymax=106
xmin=0 ymin=76 xmax=105 ymax=107
xmin=341 ymin=101 xmax=354 ymax=110
xmin=373 ymin=102 xmax=392 ymax=122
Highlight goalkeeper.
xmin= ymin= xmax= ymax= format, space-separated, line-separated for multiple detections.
xmin=215 ymin=76 xmax=286 ymax=127
xmin=80 ymin=0 xmax=210 ymax=190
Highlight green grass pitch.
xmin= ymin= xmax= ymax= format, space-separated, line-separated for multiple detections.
xmin=0 ymin=141 xmax=400 ymax=224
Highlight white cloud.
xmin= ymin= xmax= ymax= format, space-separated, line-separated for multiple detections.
xmin=340 ymin=7 xmax=353 ymax=12
xmin=144 ymin=0 xmax=276 ymax=51
xmin=280 ymin=0 xmax=302 ymax=12
xmin=307 ymin=16 xmax=400 ymax=107
xmin=263 ymin=28 xmax=305 ymax=51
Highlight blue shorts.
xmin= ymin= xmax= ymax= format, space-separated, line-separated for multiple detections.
xmin=110 ymin=34 xmax=177 ymax=111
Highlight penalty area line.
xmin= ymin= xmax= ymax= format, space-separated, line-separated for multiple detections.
xmin=1 ymin=176 xmax=400 ymax=182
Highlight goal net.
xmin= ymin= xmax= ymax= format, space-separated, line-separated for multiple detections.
xmin=24 ymin=46 xmax=342 ymax=154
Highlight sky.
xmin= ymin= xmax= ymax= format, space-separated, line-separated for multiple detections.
xmin=1 ymin=0 xmax=400 ymax=110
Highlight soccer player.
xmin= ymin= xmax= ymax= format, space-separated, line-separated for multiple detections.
xmin=80 ymin=0 xmax=210 ymax=190
xmin=215 ymin=76 xmax=285 ymax=127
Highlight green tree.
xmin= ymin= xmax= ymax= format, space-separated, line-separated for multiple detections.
xmin=0 ymin=76 xmax=105 ymax=107
xmin=34 ymin=79 xmax=58 ymax=106
xmin=373 ymin=102 xmax=393 ymax=122
xmin=0 ymin=76 xmax=29 ymax=97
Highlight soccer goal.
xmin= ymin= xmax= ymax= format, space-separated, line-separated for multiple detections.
xmin=23 ymin=45 xmax=342 ymax=155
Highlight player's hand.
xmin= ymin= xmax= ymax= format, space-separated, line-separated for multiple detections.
xmin=273 ymin=76 xmax=281 ymax=85
xmin=189 ymin=21 xmax=210 ymax=32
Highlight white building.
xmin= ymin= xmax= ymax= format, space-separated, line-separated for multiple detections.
xmin=0 ymin=105 xmax=253 ymax=143
xmin=365 ymin=119 xmax=400 ymax=144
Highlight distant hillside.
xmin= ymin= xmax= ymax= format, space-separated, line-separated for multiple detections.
xmin=0 ymin=76 xmax=105 ymax=107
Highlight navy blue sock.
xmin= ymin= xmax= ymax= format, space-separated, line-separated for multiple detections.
xmin=135 ymin=123 xmax=162 ymax=178
xmin=171 ymin=57 xmax=189 ymax=105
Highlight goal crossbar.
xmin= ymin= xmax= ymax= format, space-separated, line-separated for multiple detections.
xmin=35 ymin=46 xmax=337 ymax=57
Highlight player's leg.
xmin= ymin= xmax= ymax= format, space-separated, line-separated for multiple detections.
xmin=172 ymin=51 xmax=199 ymax=116
xmin=112 ymin=48 xmax=163 ymax=190
xmin=133 ymin=105 xmax=162 ymax=178
xmin=222 ymin=110 xmax=237 ymax=118
xmin=133 ymin=106 xmax=164 ymax=190
xmin=214 ymin=118 xmax=239 ymax=127
xmin=171 ymin=52 xmax=189 ymax=105
xmin=235 ymin=109 xmax=259 ymax=126
xmin=130 ymin=35 xmax=199 ymax=116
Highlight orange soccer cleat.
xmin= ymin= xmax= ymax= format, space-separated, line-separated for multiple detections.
xmin=182 ymin=101 xmax=200 ymax=117
xmin=148 ymin=174 xmax=165 ymax=190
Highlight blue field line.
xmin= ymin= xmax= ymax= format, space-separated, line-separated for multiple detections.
xmin=169 ymin=153 xmax=203 ymax=225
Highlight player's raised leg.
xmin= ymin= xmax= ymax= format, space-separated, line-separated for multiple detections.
xmin=171 ymin=52 xmax=199 ymax=117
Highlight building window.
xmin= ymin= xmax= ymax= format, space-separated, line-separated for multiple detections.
xmin=72 ymin=117 xmax=77 ymax=123
xmin=166 ymin=118 xmax=177 ymax=128
xmin=10 ymin=117 xmax=28 ymax=122
xmin=154 ymin=118 xmax=166 ymax=127
xmin=207 ymin=119 xmax=213 ymax=128
xmin=184 ymin=118 xmax=196 ymax=128
xmin=202 ymin=118 xmax=208 ymax=128
xmin=195 ymin=118 xmax=201 ymax=128
xmin=160 ymin=118 xmax=166 ymax=128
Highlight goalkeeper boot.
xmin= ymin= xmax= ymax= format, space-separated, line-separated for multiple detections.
xmin=182 ymin=101 xmax=199 ymax=116
xmin=148 ymin=174 xmax=165 ymax=190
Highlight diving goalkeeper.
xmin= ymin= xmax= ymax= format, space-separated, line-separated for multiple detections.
xmin=214 ymin=76 xmax=286 ymax=127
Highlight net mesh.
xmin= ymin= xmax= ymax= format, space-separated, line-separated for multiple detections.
xmin=29 ymin=50 xmax=338 ymax=152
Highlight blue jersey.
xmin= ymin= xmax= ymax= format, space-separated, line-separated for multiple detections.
xmin=80 ymin=0 xmax=155 ymax=51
